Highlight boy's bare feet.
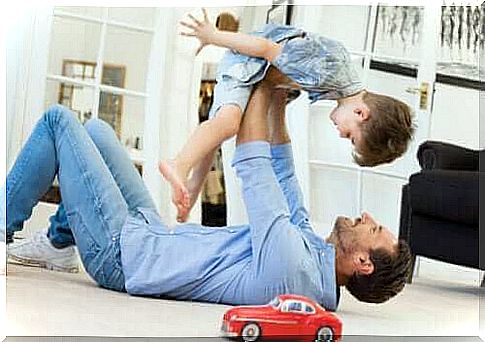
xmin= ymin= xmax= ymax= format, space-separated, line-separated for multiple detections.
xmin=176 ymin=173 xmax=206 ymax=223
xmin=158 ymin=160 xmax=190 ymax=219
xmin=175 ymin=192 xmax=194 ymax=223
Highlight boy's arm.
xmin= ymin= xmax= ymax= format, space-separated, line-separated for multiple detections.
xmin=268 ymin=89 xmax=314 ymax=233
xmin=180 ymin=9 xmax=282 ymax=61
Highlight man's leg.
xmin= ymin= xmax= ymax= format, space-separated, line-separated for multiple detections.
xmin=5 ymin=105 xmax=128 ymax=290
xmin=8 ymin=201 xmax=78 ymax=272
xmin=47 ymin=203 xmax=73 ymax=248
xmin=51 ymin=118 xmax=157 ymax=242
xmin=84 ymin=118 xmax=157 ymax=212
xmin=8 ymin=118 xmax=157 ymax=273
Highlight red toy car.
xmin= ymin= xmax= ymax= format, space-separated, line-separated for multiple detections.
xmin=221 ymin=294 xmax=342 ymax=342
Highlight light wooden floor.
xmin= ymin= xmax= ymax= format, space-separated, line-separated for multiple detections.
xmin=5 ymin=204 xmax=484 ymax=338
xmin=5 ymin=261 xmax=483 ymax=338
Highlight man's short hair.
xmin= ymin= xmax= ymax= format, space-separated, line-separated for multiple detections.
xmin=354 ymin=91 xmax=415 ymax=167
xmin=345 ymin=240 xmax=413 ymax=303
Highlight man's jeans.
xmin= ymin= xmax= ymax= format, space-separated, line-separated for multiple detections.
xmin=4 ymin=105 xmax=157 ymax=290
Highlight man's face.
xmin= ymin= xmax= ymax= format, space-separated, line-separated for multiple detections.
xmin=328 ymin=212 xmax=397 ymax=256
xmin=329 ymin=100 xmax=368 ymax=151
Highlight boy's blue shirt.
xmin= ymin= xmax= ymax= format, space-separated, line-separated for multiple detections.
xmin=120 ymin=142 xmax=339 ymax=311
xmin=218 ymin=23 xmax=364 ymax=103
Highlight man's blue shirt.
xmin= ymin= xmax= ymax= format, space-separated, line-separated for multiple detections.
xmin=120 ymin=142 xmax=339 ymax=311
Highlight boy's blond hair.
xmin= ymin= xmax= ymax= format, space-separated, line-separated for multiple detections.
xmin=354 ymin=91 xmax=415 ymax=167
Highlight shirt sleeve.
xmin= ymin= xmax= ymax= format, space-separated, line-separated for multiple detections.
xmin=231 ymin=141 xmax=296 ymax=261
xmin=270 ymin=144 xmax=314 ymax=234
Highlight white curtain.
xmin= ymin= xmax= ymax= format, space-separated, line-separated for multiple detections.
xmin=6 ymin=8 xmax=53 ymax=169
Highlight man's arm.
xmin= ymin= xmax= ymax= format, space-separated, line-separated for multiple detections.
xmin=268 ymin=89 xmax=313 ymax=233
xmin=232 ymin=83 xmax=297 ymax=263
xmin=180 ymin=9 xmax=282 ymax=61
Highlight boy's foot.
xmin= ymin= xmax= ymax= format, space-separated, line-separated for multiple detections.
xmin=176 ymin=170 xmax=209 ymax=223
xmin=176 ymin=187 xmax=197 ymax=223
xmin=158 ymin=160 xmax=190 ymax=218
xmin=7 ymin=230 xmax=79 ymax=273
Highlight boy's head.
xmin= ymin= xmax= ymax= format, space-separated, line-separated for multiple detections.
xmin=330 ymin=91 xmax=415 ymax=167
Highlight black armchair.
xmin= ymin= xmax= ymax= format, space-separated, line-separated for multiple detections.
xmin=399 ymin=141 xmax=483 ymax=285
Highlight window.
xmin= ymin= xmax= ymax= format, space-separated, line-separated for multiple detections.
xmin=304 ymin=304 xmax=316 ymax=314
xmin=45 ymin=7 xmax=157 ymax=161
xmin=284 ymin=301 xmax=303 ymax=313
xmin=269 ymin=297 xmax=281 ymax=308
xmin=40 ymin=7 xmax=157 ymax=204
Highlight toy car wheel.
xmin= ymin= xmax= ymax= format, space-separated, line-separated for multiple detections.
xmin=241 ymin=322 xmax=261 ymax=342
xmin=316 ymin=326 xmax=334 ymax=341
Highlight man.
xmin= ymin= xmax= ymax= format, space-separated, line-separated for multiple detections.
xmin=7 ymin=83 xmax=412 ymax=310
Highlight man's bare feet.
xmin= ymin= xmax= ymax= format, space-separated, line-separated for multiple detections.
xmin=158 ymin=160 xmax=190 ymax=219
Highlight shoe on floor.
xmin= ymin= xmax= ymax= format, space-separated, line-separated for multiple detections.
xmin=7 ymin=229 xmax=79 ymax=273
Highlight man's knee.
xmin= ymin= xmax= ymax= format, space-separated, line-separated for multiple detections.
xmin=84 ymin=118 xmax=115 ymax=138
xmin=84 ymin=117 xmax=107 ymax=131
xmin=43 ymin=105 xmax=78 ymax=128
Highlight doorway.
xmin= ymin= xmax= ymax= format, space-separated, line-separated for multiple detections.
xmin=198 ymin=80 xmax=227 ymax=227
xmin=299 ymin=4 xmax=483 ymax=236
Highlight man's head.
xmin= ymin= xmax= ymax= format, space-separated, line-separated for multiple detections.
xmin=327 ymin=212 xmax=413 ymax=304
xmin=329 ymin=91 xmax=415 ymax=167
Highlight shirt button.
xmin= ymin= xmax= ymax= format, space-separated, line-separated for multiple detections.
xmin=170 ymin=230 xmax=175 ymax=235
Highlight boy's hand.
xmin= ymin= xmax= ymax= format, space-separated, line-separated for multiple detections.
xmin=180 ymin=8 xmax=217 ymax=55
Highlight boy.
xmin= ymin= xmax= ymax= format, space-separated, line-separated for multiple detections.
xmin=159 ymin=9 xmax=414 ymax=222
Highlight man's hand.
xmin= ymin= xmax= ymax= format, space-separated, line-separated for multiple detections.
xmin=180 ymin=8 xmax=217 ymax=55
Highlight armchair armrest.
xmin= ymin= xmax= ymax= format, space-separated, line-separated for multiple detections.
xmin=417 ymin=141 xmax=479 ymax=171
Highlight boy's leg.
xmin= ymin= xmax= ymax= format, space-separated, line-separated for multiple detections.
xmin=159 ymin=104 xmax=242 ymax=218
xmin=176 ymin=148 xmax=217 ymax=222
xmin=5 ymin=105 xmax=128 ymax=291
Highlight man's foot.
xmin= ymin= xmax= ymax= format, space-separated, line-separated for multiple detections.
xmin=7 ymin=230 xmax=79 ymax=273
xmin=158 ymin=159 xmax=190 ymax=219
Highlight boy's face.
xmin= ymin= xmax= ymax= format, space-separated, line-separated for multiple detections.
xmin=329 ymin=97 xmax=370 ymax=149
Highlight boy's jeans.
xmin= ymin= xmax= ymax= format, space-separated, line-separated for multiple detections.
xmin=4 ymin=105 xmax=156 ymax=290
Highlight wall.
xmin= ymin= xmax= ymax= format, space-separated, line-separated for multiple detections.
xmin=430 ymin=84 xmax=480 ymax=149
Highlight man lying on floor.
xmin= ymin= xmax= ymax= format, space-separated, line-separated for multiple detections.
xmin=4 ymin=82 xmax=412 ymax=311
